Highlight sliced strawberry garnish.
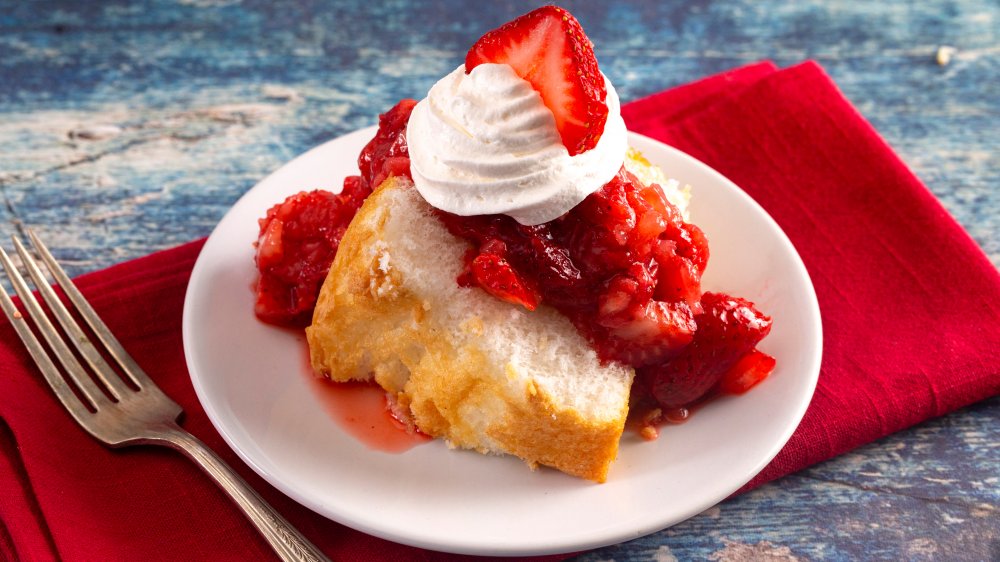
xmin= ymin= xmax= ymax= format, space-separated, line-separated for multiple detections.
xmin=642 ymin=292 xmax=772 ymax=408
xmin=465 ymin=5 xmax=608 ymax=156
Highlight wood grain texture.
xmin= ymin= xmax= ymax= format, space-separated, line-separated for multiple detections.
xmin=1 ymin=1 xmax=997 ymax=560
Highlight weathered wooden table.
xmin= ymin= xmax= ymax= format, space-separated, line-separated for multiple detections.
xmin=2 ymin=1 xmax=997 ymax=560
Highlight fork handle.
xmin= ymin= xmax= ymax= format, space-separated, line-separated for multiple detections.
xmin=157 ymin=424 xmax=330 ymax=562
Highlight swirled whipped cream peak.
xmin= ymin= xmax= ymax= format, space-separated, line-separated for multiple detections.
xmin=404 ymin=5 xmax=628 ymax=225
xmin=406 ymin=64 xmax=627 ymax=225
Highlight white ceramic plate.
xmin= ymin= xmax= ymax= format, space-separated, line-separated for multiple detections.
xmin=183 ymin=128 xmax=822 ymax=556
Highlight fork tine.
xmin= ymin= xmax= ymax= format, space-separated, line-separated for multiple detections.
xmin=0 ymin=245 xmax=104 ymax=412
xmin=27 ymin=229 xmax=154 ymax=390
xmin=12 ymin=236 xmax=130 ymax=400
xmin=0 ymin=286 xmax=94 ymax=425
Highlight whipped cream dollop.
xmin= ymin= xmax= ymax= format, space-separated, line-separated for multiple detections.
xmin=405 ymin=63 xmax=628 ymax=225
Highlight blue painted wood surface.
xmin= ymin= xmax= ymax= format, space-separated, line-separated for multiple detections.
xmin=1 ymin=1 xmax=997 ymax=560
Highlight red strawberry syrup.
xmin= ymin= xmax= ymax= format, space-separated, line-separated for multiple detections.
xmin=309 ymin=378 xmax=430 ymax=453
xmin=298 ymin=338 xmax=429 ymax=453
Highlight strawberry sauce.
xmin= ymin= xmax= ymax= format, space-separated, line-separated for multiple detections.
xmin=295 ymin=331 xmax=429 ymax=452
xmin=309 ymin=378 xmax=430 ymax=453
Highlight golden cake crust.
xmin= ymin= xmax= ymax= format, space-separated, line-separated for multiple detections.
xmin=306 ymin=176 xmax=632 ymax=482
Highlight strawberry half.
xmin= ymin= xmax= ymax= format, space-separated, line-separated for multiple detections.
xmin=465 ymin=5 xmax=608 ymax=156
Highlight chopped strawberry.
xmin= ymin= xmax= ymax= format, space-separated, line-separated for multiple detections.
xmin=253 ymin=98 xmax=419 ymax=328
xmin=592 ymin=261 xmax=695 ymax=365
xmin=595 ymin=299 xmax=697 ymax=366
xmin=458 ymin=238 xmax=542 ymax=310
xmin=438 ymin=166 xmax=709 ymax=367
xmin=718 ymin=349 xmax=777 ymax=395
xmin=254 ymin=190 xmax=357 ymax=327
xmin=465 ymin=5 xmax=608 ymax=156
xmin=358 ymin=99 xmax=417 ymax=188
xmin=652 ymin=249 xmax=703 ymax=309
xmin=470 ymin=254 xmax=540 ymax=311
xmin=255 ymin=215 xmax=285 ymax=267
xmin=642 ymin=292 xmax=772 ymax=408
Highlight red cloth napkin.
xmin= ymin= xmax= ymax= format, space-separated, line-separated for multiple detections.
xmin=623 ymin=60 xmax=1000 ymax=488
xmin=2 ymin=61 xmax=998 ymax=561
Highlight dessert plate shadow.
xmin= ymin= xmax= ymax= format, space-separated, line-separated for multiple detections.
xmin=183 ymin=128 xmax=822 ymax=556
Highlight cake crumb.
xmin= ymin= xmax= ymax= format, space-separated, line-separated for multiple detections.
xmin=368 ymin=242 xmax=396 ymax=298
xmin=935 ymin=45 xmax=957 ymax=66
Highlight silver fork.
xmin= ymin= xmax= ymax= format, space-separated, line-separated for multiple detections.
xmin=0 ymin=231 xmax=329 ymax=562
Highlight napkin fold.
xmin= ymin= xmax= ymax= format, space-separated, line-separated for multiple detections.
xmin=1 ymin=61 xmax=998 ymax=561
